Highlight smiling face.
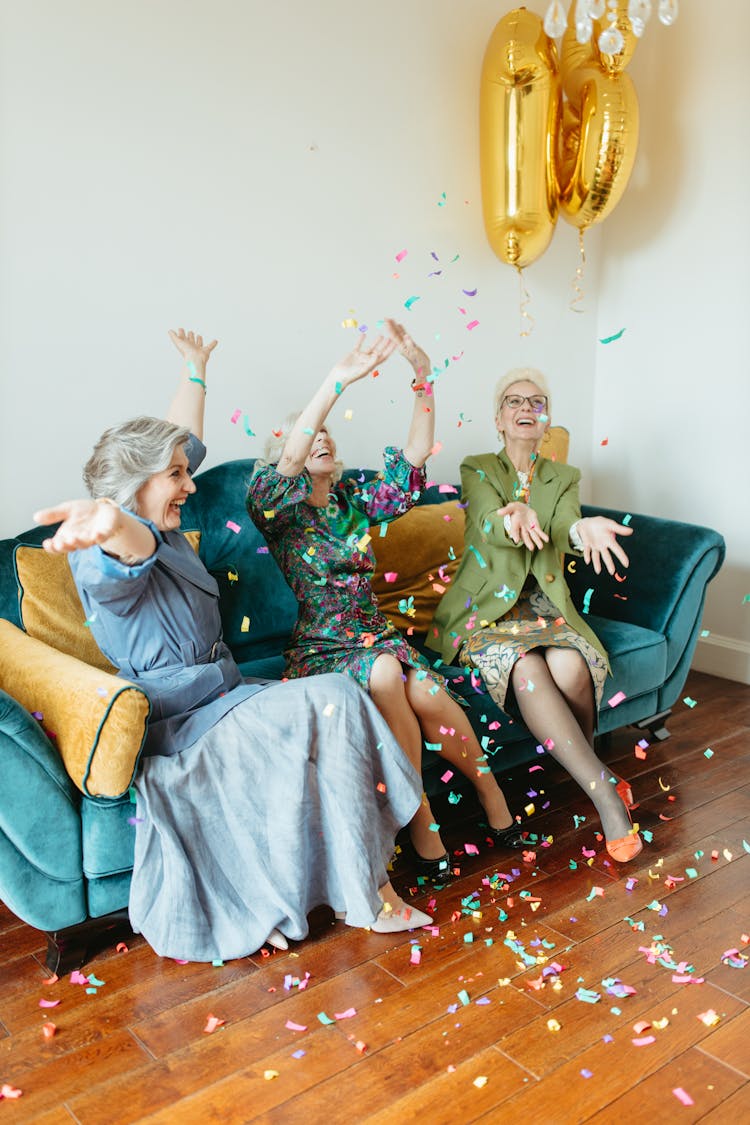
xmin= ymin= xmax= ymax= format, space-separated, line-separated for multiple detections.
xmin=495 ymin=380 xmax=550 ymax=443
xmin=304 ymin=428 xmax=338 ymax=479
xmin=134 ymin=444 xmax=196 ymax=531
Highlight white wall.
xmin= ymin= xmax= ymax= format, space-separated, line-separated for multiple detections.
xmin=0 ymin=1 xmax=746 ymax=680
xmin=593 ymin=0 xmax=750 ymax=680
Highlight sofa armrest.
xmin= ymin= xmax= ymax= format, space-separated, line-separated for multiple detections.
xmin=0 ymin=688 xmax=87 ymax=930
xmin=0 ymin=620 xmax=151 ymax=799
xmin=567 ymin=505 xmax=725 ymax=689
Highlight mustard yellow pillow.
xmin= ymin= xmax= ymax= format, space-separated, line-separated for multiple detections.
xmin=371 ymin=503 xmax=466 ymax=633
xmin=0 ymin=619 xmax=150 ymax=798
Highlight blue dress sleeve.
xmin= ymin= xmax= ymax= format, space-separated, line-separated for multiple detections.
xmin=69 ymin=511 xmax=163 ymax=616
xmin=184 ymin=433 xmax=207 ymax=474
xmin=347 ymin=446 xmax=426 ymax=525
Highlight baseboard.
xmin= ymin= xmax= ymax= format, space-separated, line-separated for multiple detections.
xmin=691 ymin=633 xmax=750 ymax=685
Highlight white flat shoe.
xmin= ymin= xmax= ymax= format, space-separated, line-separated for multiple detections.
xmin=370 ymin=902 xmax=432 ymax=933
xmin=266 ymin=928 xmax=288 ymax=950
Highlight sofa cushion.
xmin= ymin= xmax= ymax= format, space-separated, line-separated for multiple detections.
xmin=15 ymin=544 xmax=115 ymax=672
xmin=370 ymin=502 xmax=466 ymax=632
xmin=0 ymin=620 xmax=150 ymax=799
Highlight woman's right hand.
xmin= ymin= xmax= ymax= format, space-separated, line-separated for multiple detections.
xmin=34 ymin=500 xmax=122 ymax=555
xmin=497 ymin=502 xmax=549 ymax=551
xmin=329 ymin=333 xmax=397 ymax=392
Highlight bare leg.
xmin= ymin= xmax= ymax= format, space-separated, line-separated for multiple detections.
xmin=403 ymin=672 xmax=514 ymax=830
xmin=369 ymin=654 xmax=446 ymax=860
xmin=510 ymin=650 xmax=631 ymax=841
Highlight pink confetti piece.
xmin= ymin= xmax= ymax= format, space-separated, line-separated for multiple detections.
xmin=41 ymin=1021 xmax=56 ymax=1040
xmin=226 ymin=520 xmax=241 ymax=534
xmin=69 ymin=971 xmax=89 ymax=986
xmin=632 ymin=1035 xmax=656 ymax=1046
xmin=440 ymin=770 xmax=454 ymax=783
xmin=39 ymin=998 xmax=60 ymax=1008
xmin=395 ymin=249 xmax=408 ymax=262
xmin=410 ymin=947 xmax=422 ymax=965
xmin=672 ymin=1088 xmax=694 ymax=1107
xmin=230 ymin=409 xmax=242 ymax=424
xmin=285 ymin=1020 xmax=307 ymax=1032
xmin=464 ymin=843 xmax=479 ymax=855
xmin=438 ymin=484 xmax=458 ymax=494
xmin=607 ymin=690 xmax=626 ymax=708
xmin=466 ymin=320 xmax=480 ymax=330
xmin=334 ymin=1007 xmax=357 ymax=1019
xmin=383 ymin=571 xmax=398 ymax=582
xmin=203 ymin=1014 xmax=226 ymax=1033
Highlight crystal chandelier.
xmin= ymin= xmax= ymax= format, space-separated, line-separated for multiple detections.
xmin=543 ymin=0 xmax=678 ymax=54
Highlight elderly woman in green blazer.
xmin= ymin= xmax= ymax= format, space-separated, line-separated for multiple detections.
xmin=428 ymin=368 xmax=641 ymax=863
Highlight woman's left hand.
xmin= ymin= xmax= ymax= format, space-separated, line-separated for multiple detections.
xmin=577 ymin=516 xmax=633 ymax=575
xmin=384 ymin=319 xmax=431 ymax=384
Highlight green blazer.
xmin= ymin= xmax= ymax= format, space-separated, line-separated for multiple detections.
xmin=426 ymin=449 xmax=608 ymax=666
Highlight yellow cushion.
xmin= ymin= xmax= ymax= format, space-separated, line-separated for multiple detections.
xmin=371 ymin=503 xmax=466 ymax=633
xmin=15 ymin=546 xmax=115 ymax=673
xmin=370 ymin=432 xmax=568 ymax=635
xmin=0 ymin=619 xmax=150 ymax=798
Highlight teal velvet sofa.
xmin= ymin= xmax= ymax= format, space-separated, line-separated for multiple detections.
xmin=0 ymin=457 xmax=725 ymax=970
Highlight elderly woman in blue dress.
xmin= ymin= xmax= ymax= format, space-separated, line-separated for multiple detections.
xmin=247 ymin=321 xmax=524 ymax=883
xmin=33 ymin=329 xmax=432 ymax=963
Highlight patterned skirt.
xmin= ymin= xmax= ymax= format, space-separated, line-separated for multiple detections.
xmin=459 ymin=586 xmax=607 ymax=716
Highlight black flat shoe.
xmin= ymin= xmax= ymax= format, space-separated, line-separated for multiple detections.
xmin=413 ymin=850 xmax=453 ymax=881
xmin=486 ymin=822 xmax=527 ymax=849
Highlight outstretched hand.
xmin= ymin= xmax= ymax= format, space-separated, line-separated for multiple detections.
xmin=34 ymin=500 xmax=120 ymax=555
xmin=577 ymin=516 xmax=632 ymax=575
xmin=330 ymin=333 xmax=397 ymax=391
xmin=168 ymin=328 xmax=218 ymax=368
xmin=384 ymin=318 xmax=431 ymax=384
xmin=497 ymin=502 xmax=549 ymax=551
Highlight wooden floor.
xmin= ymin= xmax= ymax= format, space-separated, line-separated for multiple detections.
xmin=1 ymin=669 xmax=748 ymax=1124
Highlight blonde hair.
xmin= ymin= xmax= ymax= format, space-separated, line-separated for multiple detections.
xmin=263 ymin=413 xmax=344 ymax=482
xmin=493 ymin=367 xmax=552 ymax=419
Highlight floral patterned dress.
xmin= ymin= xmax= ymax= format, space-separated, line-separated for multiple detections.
xmin=246 ymin=447 xmax=446 ymax=691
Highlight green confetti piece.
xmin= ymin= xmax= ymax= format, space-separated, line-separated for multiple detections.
xmin=404 ymin=295 xmax=421 ymax=310
xmin=582 ymin=588 xmax=594 ymax=615
xmin=425 ymin=742 xmax=442 ymax=752
xmin=128 ymin=786 xmax=137 ymax=804
xmin=700 ymin=629 xmax=710 ymax=637
xmin=704 ymin=747 xmax=714 ymax=759
xmin=457 ymin=989 xmax=470 ymax=1005
xmin=599 ymin=328 xmax=625 ymax=344
xmin=484 ymin=938 xmax=494 ymax=947
xmin=467 ymin=544 xmax=487 ymax=569
xmin=683 ymin=697 xmax=697 ymax=708
xmin=212 ymin=959 xmax=224 ymax=967
xmin=334 ymin=382 xmax=342 ymax=395
xmin=428 ymin=822 xmax=441 ymax=832
xmin=685 ymin=868 xmax=698 ymax=879
xmin=463 ymin=933 xmax=474 ymax=944
xmin=569 ymin=859 xmax=578 ymax=870
xmin=742 ymin=840 xmax=750 ymax=853
xmin=610 ymin=1006 xmax=621 ymax=1016
xmin=448 ymin=791 xmax=462 ymax=805
xmin=622 ymin=514 xmax=632 ymax=526
xmin=642 ymin=830 xmax=653 ymax=843
xmin=317 ymin=1012 xmax=335 ymax=1025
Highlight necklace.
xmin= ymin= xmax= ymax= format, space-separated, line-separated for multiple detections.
xmin=510 ymin=450 xmax=539 ymax=503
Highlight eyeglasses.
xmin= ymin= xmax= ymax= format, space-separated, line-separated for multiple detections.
xmin=501 ymin=394 xmax=548 ymax=412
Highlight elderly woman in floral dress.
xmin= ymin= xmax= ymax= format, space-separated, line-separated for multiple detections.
xmin=247 ymin=322 xmax=524 ymax=881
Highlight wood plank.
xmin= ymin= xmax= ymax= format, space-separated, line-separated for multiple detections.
xmin=696 ymin=1006 xmax=750 ymax=1078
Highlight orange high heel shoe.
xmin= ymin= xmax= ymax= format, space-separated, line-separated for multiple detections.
xmin=606 ymin=778 xmax=643 ymax=863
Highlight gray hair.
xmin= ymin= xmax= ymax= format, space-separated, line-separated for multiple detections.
xmin=82 ymin=416 xmax=192 ymax=512
xmin=493 ymin=367 xmax=552 ymax=420
xmin=263 ymin=412 xmax=343 ymax=483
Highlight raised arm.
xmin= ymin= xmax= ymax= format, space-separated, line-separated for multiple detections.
xmin=165 ymin=329 xmax=218 ymax=441
xmin=276 ymin=333 xmax=397 ymax=477
xmin=384 ymin=319 xmax=434 ymax=468
xmin=34 ymin=500 xmax=156 ymax=563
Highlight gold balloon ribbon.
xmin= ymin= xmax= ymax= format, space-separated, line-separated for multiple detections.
xmin=517 ymin=267 xmax=535 ymax=338
xmin=569 ymin=228 xmax=586 ymax=313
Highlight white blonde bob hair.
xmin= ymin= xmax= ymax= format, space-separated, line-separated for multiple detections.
xmin=493 ymin=367 xmax=552 ymax=420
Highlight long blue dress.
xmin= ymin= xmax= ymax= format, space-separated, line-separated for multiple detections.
xmin=68 ymin=439 xmax=421 ymax=962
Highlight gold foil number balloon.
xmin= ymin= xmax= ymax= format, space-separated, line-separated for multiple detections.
xmin=558 ymin=0 xmax=640 ymax=228
xmin=480 ymin=3 xmax=640 ymax=263
xmin=479 ymin=8 xmax=561 ymax=268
